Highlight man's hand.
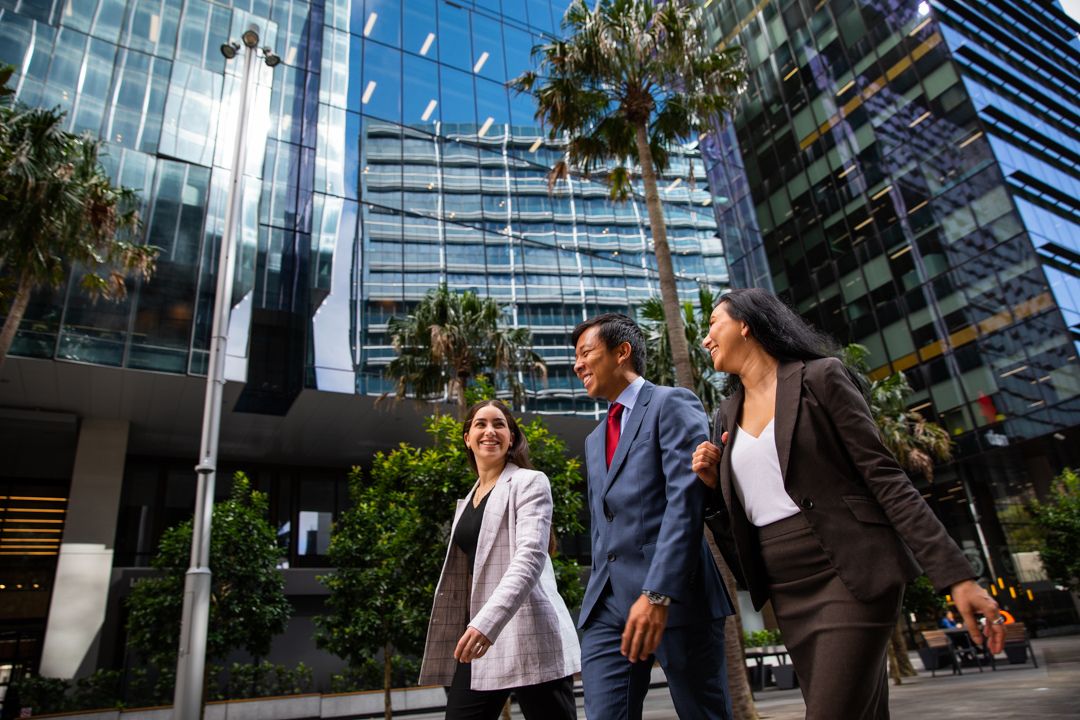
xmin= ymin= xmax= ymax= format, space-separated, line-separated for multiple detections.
xmin=621 ymin=595 xmax=668 ymax=662
xmin=692 ymin=441 xmax=722 ymax=489
xmin=453 ymin=626 xmax=493 ymax=663
xmin=951 ymin=579 xmax=1005 ymax=654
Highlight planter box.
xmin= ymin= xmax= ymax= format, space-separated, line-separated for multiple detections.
xmin=918 ymin=646 xmax=950 ymax=672
xmin=745 ymin=665 xmax=771 ymax=688
xmin=1004 ymin=644 xmax=1028 ymax=664
xmin=771 ymin=664 xmax=798 ymax=690
xmin=321 ymin=686 xmax=446 ymax=718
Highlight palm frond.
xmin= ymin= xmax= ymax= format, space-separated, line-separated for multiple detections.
xmin=385 ymin=284 xmax=547 ymax=410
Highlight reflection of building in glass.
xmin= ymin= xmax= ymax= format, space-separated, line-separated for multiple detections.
xmin=0 ymin=0 xmax=733 ymax=688
xmin=0 ymin=0 xmax=727 ymax=415
xmin=702 ymin=0 xmax=1080 ymax=629
xmin=355 ymin=122 xmax=725 ymax=410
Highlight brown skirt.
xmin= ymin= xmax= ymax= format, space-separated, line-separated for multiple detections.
xmin=758 ymin=513 xmax=903 ymax=720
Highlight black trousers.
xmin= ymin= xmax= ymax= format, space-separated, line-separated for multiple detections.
xmin=445 ymin=661 xmax=576 ymax=720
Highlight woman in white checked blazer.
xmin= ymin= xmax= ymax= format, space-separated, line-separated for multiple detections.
xmin=419 ymin=399 xmax=581 ymax=720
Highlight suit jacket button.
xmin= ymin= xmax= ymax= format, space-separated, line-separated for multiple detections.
xmin=802 ymin=497 xmax=814 ymax=509
xmin=607 ymin=552 xmax=616 ymax=562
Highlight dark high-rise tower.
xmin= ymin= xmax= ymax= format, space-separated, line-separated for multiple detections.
xmin=702 ymin=0 xmax=1080 ymax=627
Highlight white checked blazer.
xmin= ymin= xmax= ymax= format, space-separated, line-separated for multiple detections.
xmin=418 ymin=463 xmax=581 ymax=691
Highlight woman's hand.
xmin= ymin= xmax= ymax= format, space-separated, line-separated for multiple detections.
xmin=951 ymin=579 xmax=1006 ymax=653
xmin=692 ymin=440 xmax=722 ymax=489
xmin=454 ymin=626 xmax=493 ymax=663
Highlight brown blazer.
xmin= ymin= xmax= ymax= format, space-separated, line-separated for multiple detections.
xmin=705 ymin=357 xmax=974 ymax=611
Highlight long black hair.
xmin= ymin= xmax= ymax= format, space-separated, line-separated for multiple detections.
xmin=717 ymin=288 xmax=862 ymax=393
xmin=718 ymin=288 xmax=837 ymax=361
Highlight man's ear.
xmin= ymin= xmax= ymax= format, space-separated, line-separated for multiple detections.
xmin=617 ymin=341 xmax=633 ymax=365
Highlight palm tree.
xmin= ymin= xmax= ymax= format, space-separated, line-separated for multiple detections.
xmin=0 ymin=69 xmax=156 ymax=370
xmin=638 ymin=286 xmax=725 ymax=415
xmin=386 ymin=284 xmax=545 ymax=417
xmin=510 ymin=0 xmax=745 ymax=391
xmin=842 ymin=344 xmax=953 ymax=683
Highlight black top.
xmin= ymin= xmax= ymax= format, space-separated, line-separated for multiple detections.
xmin=452 ymin=490 xmax=491 ymax=573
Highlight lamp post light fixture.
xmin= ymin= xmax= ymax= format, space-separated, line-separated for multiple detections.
xmin=172 ymin=24 xmax=280 ymax=720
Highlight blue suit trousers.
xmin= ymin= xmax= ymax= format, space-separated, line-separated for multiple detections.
xmin=580 ymin=586 xmax=733 ymax=720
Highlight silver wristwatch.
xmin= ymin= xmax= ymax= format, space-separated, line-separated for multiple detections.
xmin=642 ymin=590 xmax=671 ymax=606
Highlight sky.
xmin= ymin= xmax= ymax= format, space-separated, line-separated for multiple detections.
xmin=1060 ymin=0 xmax=1080 ymax=23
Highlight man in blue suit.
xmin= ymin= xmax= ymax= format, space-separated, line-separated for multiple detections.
xmin=572 ymin=313 xmax=734 ymax=720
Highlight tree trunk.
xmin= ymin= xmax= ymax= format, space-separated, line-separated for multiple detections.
xmin=891 ymin=618 xmax=917 ymax=677
xmin=705 ymin=532 xmax=759 ymax=720
xmin=384 ymin=642 xmax=393 ymax=720
xmin=0 ymin=268 xmax=34 ymax=373
xmin=886 ymin=633 xmax=902 ymax=686
xmin=632 ymin=122 xmax=694 ymax=391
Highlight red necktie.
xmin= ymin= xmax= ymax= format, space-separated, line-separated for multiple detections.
xmin=606 ymin=402 xmax=624 ymax=468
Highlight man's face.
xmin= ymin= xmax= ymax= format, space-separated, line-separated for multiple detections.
xmin=573 ymin=326 xmax=626 ymax=401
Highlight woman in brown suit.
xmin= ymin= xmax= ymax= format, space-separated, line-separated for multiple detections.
xmin=692 ymin=288 xmax=1004 ymax=719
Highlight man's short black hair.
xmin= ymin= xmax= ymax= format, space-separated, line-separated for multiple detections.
xmin=572 ymin=313 xmax=647 ymax=376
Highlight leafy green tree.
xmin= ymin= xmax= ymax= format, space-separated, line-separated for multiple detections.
xmin=0 ymin=64 xmax=13 ymax=98
xmin=0 ymin=70 xmax=156 ymax=370
xmin=638 ymin=286 xmax=725 ymax=415
xmin=1028 ymin=467 xmax=1080 ymax=593
xmin=316 ymin=402 xmax=584 ymax=718
xmin=903 ymin=575 xmax=948 ymax=621
xmin=386 ymin=284 xmax=545 ymax=416
xmin=125 ymin=473 xmax=291 ymax=701
xmin=315 ymin=459 xmax=433 ymax=720
xmin=511 ymin=0 xmax=745 ymax=391
xmin=997 ymin=501 xmax=1044 ymax=553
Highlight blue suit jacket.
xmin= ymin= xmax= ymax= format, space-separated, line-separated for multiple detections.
xmin=578 ymin=381 xmax=734 ymax=629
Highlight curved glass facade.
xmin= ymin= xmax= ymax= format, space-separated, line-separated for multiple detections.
xmin=0 ymin=0 xmax=730 ymax=416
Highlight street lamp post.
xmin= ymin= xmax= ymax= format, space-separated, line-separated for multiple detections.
xmin=172 ymin=26 xmax=280 ymax=720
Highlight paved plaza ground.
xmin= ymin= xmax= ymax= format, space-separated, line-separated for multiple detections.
xmin=738 ymin=634 xmax=1080 ymax=720
xmin=413 ymin=633 xmax=1080 ymax=719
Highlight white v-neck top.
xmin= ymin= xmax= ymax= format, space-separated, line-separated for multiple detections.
xmin=730 ymin=419 xmax=801 ymax=527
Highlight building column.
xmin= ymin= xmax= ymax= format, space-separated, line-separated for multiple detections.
xmin=39 ymin=419 xmax=129 ymax=679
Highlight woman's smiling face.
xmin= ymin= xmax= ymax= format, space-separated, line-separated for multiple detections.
xmin=703 ymin=301 xmax=746 ymax=373
xmin=464 ymin=404 xmax=513 ymax=469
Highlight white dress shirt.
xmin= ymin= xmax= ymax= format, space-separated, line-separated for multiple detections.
xmin=730 ymin=419 xmax=801 ymax=527
xmin=613 ymin=375 xmax=646 ymax=434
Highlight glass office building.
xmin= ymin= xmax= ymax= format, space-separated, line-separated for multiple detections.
xmin=702 ymin=0 xmax=1080 ymax=628
xmin=0 ymin=0 xmax=732 ymax=688
xmin=0 ymin=0 xmax=726 ymax=416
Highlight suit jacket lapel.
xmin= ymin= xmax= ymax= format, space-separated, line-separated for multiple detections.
xmin=719 ymin=386 xmax=744 ymax=513
xmin=603 ymin=381 xmax=653 ymax=497
xmin=773 ymin=359 xmax=804 ymax=483
xmin=472 ymin=463 xmax=517 ymax=574
xmin=585 ymin=424 xmax=606 ymax=515
xmin=451 ymin=497 xmax=469 ymax=531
